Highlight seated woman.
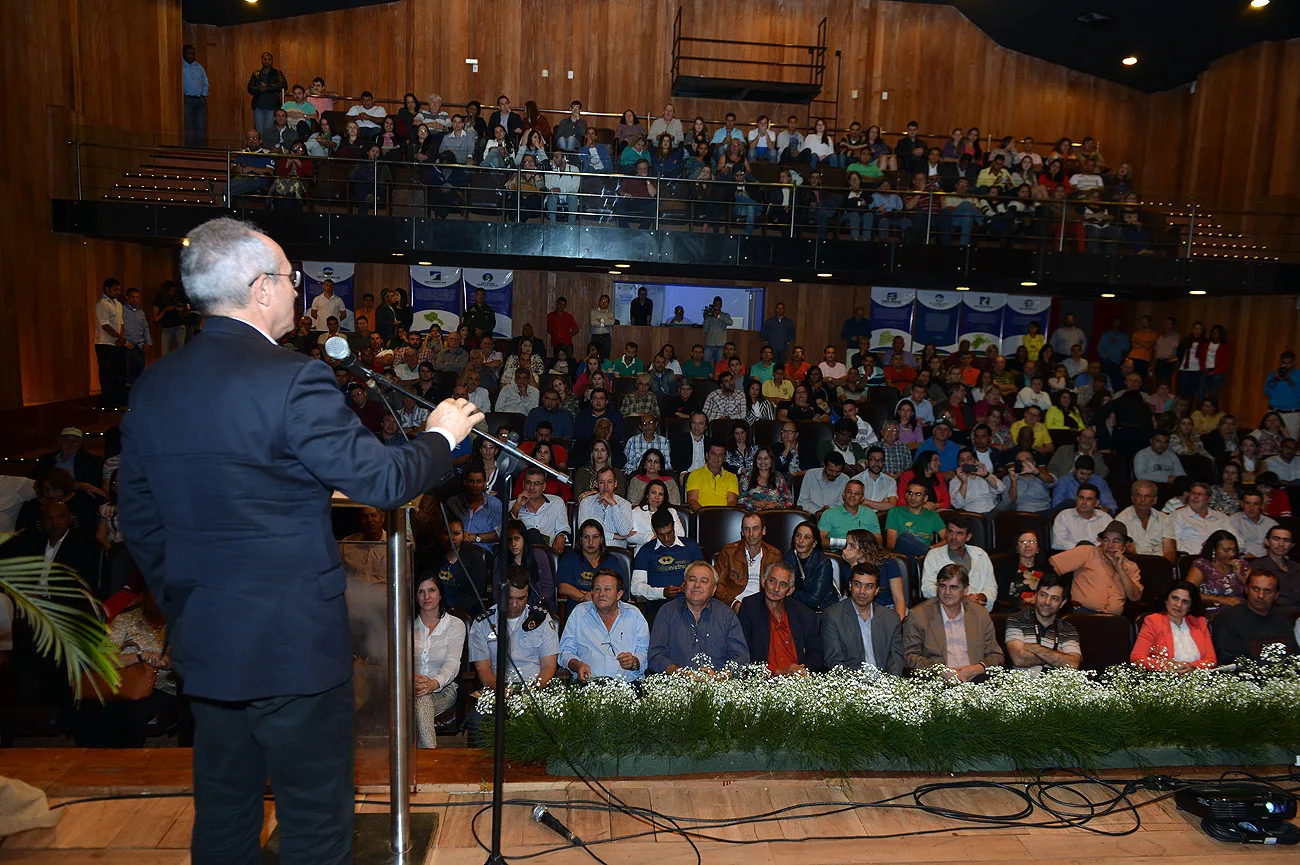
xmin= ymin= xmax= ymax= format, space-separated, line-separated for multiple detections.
xmin=1251 ymin=411 xmax=1287 ymax=460
xmin=337 ymin=120 xmax=366 ymax=159
xmin=1229 ymin=435 xmax=1261 ymax=484
xmin=629 ymin=479 xmax=687 ymax=554
xmin=348 ymin=142 xmax=392 ymax=214
xmin=500 ymin=336 xmax=544 ymax=387
xmin=480 ymin=123 xmax=516 ymax=169
xmin=1118 ymin=192 xmax=1151 ymax=253
xmin=896 ymin=450 xmax=951 ymax=510
xmin=377 ymin=116 xmax=406 ymax=158
xmin=306 ymin=114 xmax=340 ymax=158
xmin=724 ymin=420 xmax=755 ymax=476
xmin=73 ymin=591 xmax=178 ymax=748
xmin=1186 ymin=529 xmax=1249 ymax=607
xmin=556 ymin=519 xmax=627 ymax=604
xmin=995 ymin=530 xmax=1047 ymax=609
xmin=1192 ymin=398 xmax=1225 ymax=437
xmin=778 ymin=384 xmax=828 ymax=423
xmin=504 ymin=154 xmax=545 ymax=221
xmin=1168 ymin=415 xmax=1209 ymax=457
xmin=894 ymin=400 xmax=925 ymax=445
xmin=510 ymin=443 xmax=570 ymax=499
xmin=571 ymin=439 xmax=627 ymax=498
xmin=271 ymin=140 xmax=314 ymax=211
xmin=651 ymin=133 xmax=683 ymax=178
xmin=840 ymin=527 xmax=907 ymax=615
xmin=1202 ymin=413 xmax=1240 ymax=459
xmin=1045 ymin=388 xmax=1084 ymax=430
xmin=520 ymin=128 xmax=552 ymax=170
xmin=739 ymin=446 xmax=793 ymax=511
xmin=1209 ymin=462 xmax=1244 ymax=515
xmin=1130 ymin=581 xmax=1216 ymax=672
xmin=626 ymin=448 xmax=682 ymax=507
xmin=839 ymin=172 xmax=871 ymax=240
xmin=412 ymin=573 xmax=466 ymax=748
xmin=492 ymin=519 xmax=556 ymax=613
xmin=785 ymin=520 xmax=837 ymax=611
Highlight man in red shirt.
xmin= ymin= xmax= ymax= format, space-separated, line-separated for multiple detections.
xmin=545 ymin=296 xmax=579 ymax=357
xmin=784 ymin=345 xmax=811 ymax=383
xmin=736 ymin=562 xmax=823 ymax=675
xmin=884 ymin=352 xmax=918 ymax=388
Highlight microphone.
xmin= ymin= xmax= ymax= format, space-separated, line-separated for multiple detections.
xmin=531 ymin=804 xmax=582 ymax=846
xmin=495 ymin=429 xmax=525 ymax=478
xmin=323 ymin=336 xmax=376 ymax=388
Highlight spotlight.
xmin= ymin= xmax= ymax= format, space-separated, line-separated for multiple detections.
xmin=816 ymin=272 xmax=833 ymax=278
xmin=607 ymin=270 xmax=621 ymax=275
xmin=418 ymin=261 xmax=432 ymax=266
xmin=1020 ymin=280 xmax=1037 ymax=287
xmin=1122 ymin=56 xmax=1138 ymax=66
xmin=955 ymin=286 xmax=970 ymax=291
xmin=615 ymin=263 xmax=631 ymax=268
xmin=779 ymin=278 xmax=793 ymax=283
xmin=1101 ymin=293 xmax=1116 ymax=298
xmin=1250 ymin=1 xmax=1270 ymax=9
xmin=181 ymin=237 xmax=190 ymax=247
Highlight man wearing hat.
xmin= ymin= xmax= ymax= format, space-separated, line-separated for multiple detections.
xmin=1048 ymin=520 xmax=1143 ymax=615
xmin=31 ymin=428 xmax=103 ymax=492
xmin=915 ymin=419 xmax=960 ymax=474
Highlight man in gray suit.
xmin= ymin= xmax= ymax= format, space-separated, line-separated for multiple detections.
xmin=902 ymin=564 xmax=1004 ymax=682
xmin=821 ymin=562 xmax=904 ymax=675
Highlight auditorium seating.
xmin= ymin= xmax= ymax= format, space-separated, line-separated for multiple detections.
xmin=758 ymin=508 xmax=813 ymax=550
xmin=697 ymin=506 xmax=746 ymax=559
xmin=1063 ymin=612 xmax=1134 ymax=672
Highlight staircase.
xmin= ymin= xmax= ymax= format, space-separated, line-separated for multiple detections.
xmin=1162 ymin=205 xmax=1279 ymax=262
xmin=102 ymin=147 xmax=226 ymax=205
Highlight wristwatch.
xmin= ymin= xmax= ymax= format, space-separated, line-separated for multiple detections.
xmin=473 ymin=534 xmax=481 ymax=543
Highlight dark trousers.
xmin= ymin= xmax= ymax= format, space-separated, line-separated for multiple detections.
xmin=184 ymin=97 xmax=207 ymax=147
xmin=189 ymin=678 xmax=355 ymax=865
xmin=126 ymin=346 xmax=147 ymax=389
xmin=95 ymin=343 xmax=126 ymax=407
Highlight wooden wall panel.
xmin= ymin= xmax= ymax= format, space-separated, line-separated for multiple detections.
xmin=1 ymin=0 xmax=183 ymax=408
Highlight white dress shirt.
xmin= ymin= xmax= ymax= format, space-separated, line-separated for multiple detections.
xmin=413 ymin=613 xmax=466 ymax=690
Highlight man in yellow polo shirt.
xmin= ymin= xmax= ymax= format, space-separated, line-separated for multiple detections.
xmin=1009 ymin=405 xmax=1055 ymax=457
xmin=761 ymin=364 xmax=795 ymax=403
xmin=685 ymin=440 xmax=739 ymax=511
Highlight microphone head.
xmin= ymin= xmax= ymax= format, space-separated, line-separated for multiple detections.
xmin=531 ymin=804 xmax=548 ymax=823
xmin=324 ymin=335 xmax=352 ymax=362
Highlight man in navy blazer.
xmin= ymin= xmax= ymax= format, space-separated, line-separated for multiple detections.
xmin=737 ymin=562 xmax=824 ymax=674
xmin=118 ymin=218 xmax=482 ymax=865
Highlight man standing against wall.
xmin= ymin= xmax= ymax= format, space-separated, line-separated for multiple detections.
xmin=182 ymin=45 xmax=208 ymax=148
xmin=94 ymin=278 xmax=126 ymax=409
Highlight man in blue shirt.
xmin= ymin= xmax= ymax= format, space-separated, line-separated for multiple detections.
xmin=121 ymin=287 xmax=152 ymax=388
xmin=524 ymin=389 xmax=574 ymax=439
xmin=631 ymin=509 xmax=702 ymax=622
xmin=182 ymin=45 xmax=208 ymax=147
xmin=1051 ymin=455 xmax=1117 ymax=512
xmin=447 ymin=467 xmax=502 ymax=553
xmin=760 ymin=302 xmax=796 ymax=365
xmin=1266 ymin=351 xmax=1300 ymax=441
xmin=915 ymin=420 xmax=960 ymax=473
xmin=559 ymin=569 xmax=650 ymax=682
xmin=1096 ymin=317 xmax=1130 ymax=385
xmin=709 ymin=113 xmax=746 ymax=154
xmin=840 ymin=306 xmax=871 ymax=350
xmin=226 ymin=129 xmax=275 ymax=204
xmin=648 ymin=561 xmax=749 ymax=673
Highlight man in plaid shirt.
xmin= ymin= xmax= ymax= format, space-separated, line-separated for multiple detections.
xmin=703 ymin=372 xmax=746 ymax=421
xmin=624 ymin=414 xmax=673 ymax=472
xmin=619 ymin=373 xmax=661 ymax=419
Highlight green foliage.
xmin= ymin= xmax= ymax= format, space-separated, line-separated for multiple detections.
xmin=484 ymin=653 xmax=1300 ymax=773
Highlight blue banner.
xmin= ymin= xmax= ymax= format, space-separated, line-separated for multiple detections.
xmin=868 ymin=287 xmax=916 ymax=350
xmin=913 ymin=290 xmax=963 ymax=353
xmin=957 ymin=292 xmax=1007 ymax=354
xmin=408 ymin=266 xmax=462 ymax=333
xmin=302 ymin=262 xmax=355 ymax=331
xmin=1000 ymin=295 xmax=1054 ymax=354
xmin=462 ymin=269 xmax=513 ymax=337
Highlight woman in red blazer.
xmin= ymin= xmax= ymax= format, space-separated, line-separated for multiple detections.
xmin=1198 ymin=325 xmax=1231 ymax=402
xmin=1131 ymin=581 xmax=1217 ymax=672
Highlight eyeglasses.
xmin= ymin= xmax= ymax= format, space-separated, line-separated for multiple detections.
xmin=248 ymin=269 xmax=303 ymax=289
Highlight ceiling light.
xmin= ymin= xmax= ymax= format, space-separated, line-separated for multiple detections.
xmin=816 ymin=272 xmax=833 ymax=278
xmin=1250 ymin=0 xmax=1270 ymax=9
xmin=1189 ymin=289 xmax=1207 ymax=295
xmin=779 ymin=278 xmax=793 ymax=283
xmin=615 ymin=263 xmax=631 ymax=268
xmin=608 ymin=270 xmax=621 ymax=275
xmin=1100 ymin=293 xmax=1115 ymax=298
xmin=1020 ymin=280 xmax=1037 ymax=287
xmin=245 ymin=0 xmax=258 ymax=4
xmin=1122 ymin=56 xmax=1138 ymax=66
xmin=181 ymin=237 xmax=190 ymax=247
xmin=418 ymin=261 xmax=432 ymax=266
xmin=391 ymin=252 xmax=403 ymax=257
xmin=956 ymin=286 xmax=970 ymax=291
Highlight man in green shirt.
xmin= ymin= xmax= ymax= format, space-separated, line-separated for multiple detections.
xmin=748 ymin=345 xmax=777 ymax=383
xmin=885 ymin=480 xmax=947 ymax=557
xmin=606 ymin=341 xmax=645 ymax=378
xmin=818 ymin=480 xmax=881 ymax=545
xmin=462 ymin=288 xmax=496 ymax=340
xmin=281 ymin=84 xmax=318 ymax=136
xmin=681 ymin=344 xmax=713 ymax=380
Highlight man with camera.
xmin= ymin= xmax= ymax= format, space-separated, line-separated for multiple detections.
xmin=702 ymin=296 xmax=733 ymax=366
xmin=948 ymin=448 xmax=1004 ymax=514
xmin=1266 ymin=351 xmax=1300 ymax=440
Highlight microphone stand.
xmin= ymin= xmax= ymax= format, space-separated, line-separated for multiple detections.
xmin=347 ymin=365 xmax=569 ymax=865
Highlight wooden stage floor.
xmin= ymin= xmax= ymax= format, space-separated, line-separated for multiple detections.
xmin=1 ymin=748 xmax=1297 ymax=864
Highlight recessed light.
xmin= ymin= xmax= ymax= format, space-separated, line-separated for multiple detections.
xmin=615 ymin=263 xmax=631 ymax=268
xmin=1020 ymin=280 xmax=1037 ymax=287
xmin=1251 ymin=0 xmax=1270 ymax=9
xmin=1189 ymin=289 xmax=1207 ymax=295
xmin=607 ymin=270 xmax=621 ymax=275
xmin=418 ymin=261 xmax=432 ymax=266
xmin=391 ymin=252 xmax=403 ymax=257
xmin=955 ymin=286 xmax=970 ymax=291
xmin=779 ymin=278 xmax=793 ymax=283
xmin=1122 ymin=56 xmax=1138 ymax=67
xmin=816 ymin=272 xmax=833 ymax=278
xmin=181 ymin=237 xmax=190 ymax=247
xmin=1100 ymin=293 xmax=1116 ymax=298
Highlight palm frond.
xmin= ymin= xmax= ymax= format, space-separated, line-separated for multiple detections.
xmin=0 ymin=533 xmax=121 ymax=701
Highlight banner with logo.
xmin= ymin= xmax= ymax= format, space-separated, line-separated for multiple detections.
xmin=868 ymin=286 xmax=916 ymax=350
xmin=302 ymin=262 xmax=355 ymax=331
xmin=957 ymin=292 xmax=1007 ymax=354
xmin=913 ymin=290 xmax=963 ymax=354
xmin=1000 ymin=295 xmax=1054 ymax=354
xmin=462 ymin=269 xmax=513 ymax=338
xmin=408 ymin=266 xmax=462 ymax=333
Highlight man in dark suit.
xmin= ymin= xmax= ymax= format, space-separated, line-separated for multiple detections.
xmin=30 ymin=427 xmax=103 ymax=491
xmin=821 ymin=562 xmax=904 ymax=675
xmin=670 ymin=411 xmax=709 ymax=484
xmin=118 ymin=217 xmax=482 ymax=865
xmin=737 ymin=562 xmax=823 ymax=674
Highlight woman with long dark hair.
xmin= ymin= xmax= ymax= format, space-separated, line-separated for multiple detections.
xmin=739 ymin=446 xmax=793 ymax=511
xmin=411 ymin=572 xmax=465 ymax=748
xmin=784 ymin=520 xmax=838 ymax=610
xmin=841 ymin=528 xmax=907 ymax=615
xmin=724 ymin=420 xmax=755 ymax=476
xmin=626 ymin=448 xmax=682 ymax=506
xmin=492 ymin=518 xmax=556 ymax=612
xmin=556 ymin=519 xmax=626 ymax=603
xmin=896 ymin=450 xmax=950 ymax=509
xmin=629 ymin=479 xmax=688 ymax=552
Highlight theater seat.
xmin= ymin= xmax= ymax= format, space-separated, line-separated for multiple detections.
xmin=867 ymin=385 xmax=901 ymax=405
xmin=710 ymin=417 xmax=746 ymax=444
xmin=1179 ymin=454 xmax=1217 ymax=484
xmin=696 ymin=506 xmax=746 ymax=559
xmin=939 ymin=509 xmax=991 ymax=550
xmin=1127 ymin=554 xmax=1174 ymax=616
xmin=993 ymin=511 xmax=1050 ymax=554
xmin=759 ymin=508 xmax=813 ymax=552
xmin=990 ymin=611 xmax=1011 ymax=663
xmin=796 ymin=421 xmax=832 ymax=469
xmin=751 ymin=419 xmax=784 ymax=447
xmin=484 ymin=412 xmax=526 ymax=438
xmin=607 ymin=548 xmax=634 ymax=585
xmin=1062 ymin=612 xmax=1134 ymax=672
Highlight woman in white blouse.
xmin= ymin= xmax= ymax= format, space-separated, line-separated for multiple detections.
xmin=413 ymin=573 xmax=466 ymax=748
xmin=628 ymin=479 xmax=687 ymax=553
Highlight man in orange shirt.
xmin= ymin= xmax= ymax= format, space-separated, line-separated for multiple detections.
xmin=884 ymin=352 xmax=918 ymax=388
xmin=784 ymin=345 xmax=811 ymax=383
xmin=1128 ymin=314 xmax=1158 ymax=380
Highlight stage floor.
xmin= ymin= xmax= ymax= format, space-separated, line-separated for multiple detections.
xmin=1 ymin=748 xmax=1297 ymax=864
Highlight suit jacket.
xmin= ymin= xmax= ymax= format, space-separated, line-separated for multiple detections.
xmin=821 ymin=597 xmax=904 ymax=676
xmin=31 ymin=449 xmax=103 ymax=488
xmin=669 ymin=432 xmax=705 ymax=478
xmin=4 ymin=528 xmax=103 ymax=602
xmin=901 ymin=598 xmax=1004 ymax=672
xmin=118 ymin=317 xmax=454 ymax=701
xmin=713 ymin=540 xmax=783 ymax=606
xmin=1130 ymin=612 xmax=1216 ymax=670
xmin=737 ymin=593 xmax=824 ymax=671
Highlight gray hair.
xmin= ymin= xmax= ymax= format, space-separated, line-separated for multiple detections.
xmin=180 ymin=218 xmax=278 ymax=315
xmin=684 ymin=560 xmax=718 ymax=587
xmin=936 ymin=563 xmax=970 ymax=588
xmin=762 ymin=561 xmax=794 ymax=584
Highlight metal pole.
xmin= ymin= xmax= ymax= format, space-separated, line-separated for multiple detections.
xmin=1185 ymin=204 xmax=1196 ymax=259
xmin=924 ymin=191 xmax=932 ymax=246
xmin=789 ymin=184 xmax=796 ymax=238
xmin=654 ymin=179 xmax=661 ymax=230
xmin=486 ymin=468 xmax=516 ymax=865
xmin=386 ymin=507 xmax=413 ymax=856
xmin=1057 ymin=201 xmax=1067 ymax=253
xmin=225 ymin=148 xmax=232 ymax=209
xmin=373 ymin=164 xmax=378 ymax=216
xmin=75 ymin=141 xmax=83 ymax=200
xmin=515 ymin=164 xmax=522 ymax=223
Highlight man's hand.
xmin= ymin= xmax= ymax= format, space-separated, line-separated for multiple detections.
xmin=616 ymin=652 xmax=639 ymax=671
xmin=663 ymin=584 xmax=683 ymax=599
xmin=774 ymin=663 xmax=808 ymax=677
xmin=551 ymin=535 xmax=566 ymax=555
xmin=570 ymin=661 xmax=592 ymax=683
xmin=426 ymin=398 xmax=484 ymax=443
xmin=953 ymin=664 xmax=985 ymax=682
xmin=966 ymin=593 xmax=987 ymax=607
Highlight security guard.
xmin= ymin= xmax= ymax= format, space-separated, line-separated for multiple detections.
xmin=468 ymin=566 xmax=560 ymax=689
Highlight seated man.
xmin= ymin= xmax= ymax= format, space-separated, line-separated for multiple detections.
xmin=468 ymin=567 xmax=559 ymax=688
xmin=817 ymin=418 xmax=868 ymax=476
xmin=575 ymin=467 xmax=636 ymax=549
xmin=524 ymin=389 xmax=575 ymax=441
xmin=559 ymin=568 xmax=650 ymax=683
xmin=631 ymin=509 xmax=703 ymax=612
xmin=494 ymin=368 xmax=540 ymax=415
xmin=445 ymin=467 xmax=502 ymax=554
xmin=920 ymin=513 xmax=996 ymax=610
xmin=1049 ymin=520 xmax=1142 ymax=614
xmin=1251 ymin=525 xmax=1300 ymax=615
xmin=648 ymin=561 xmax=750 ymax=673
xmin=1163 ymin=481 xmax=1229 ymax=555
xmin=796 ymin=452 xmax=849 ymax=519
xmin=1050 ymin=456 xmax=1117 ymax=512
xmin=510 ymin=466 xmax=571 ymax=554
xmin=422 ymin=513 xmax=488 ymax=617
xmin=31 ymin=427 xmax=103 ymax=491
xmin=1132 ymin=431 xmax=1187 ymax=484
xmin=684 ymin=440 xmax=739 ymax=511
xmin=884 ymin=481 xmax=948 ymax=557
xmin=821 ymin=562 xmax=904 ymax=675
xmin=902 ymin=564 xmax=1005 ymax=682
xmin=1210 ymin=569 xmax=1299 ymax=664
xmin=1003 ymin=449 xmax=1056 ymax=513
xmin=915 ymin=419 xmax=959 ymax=473
xmin=1003 ymin=575 xmax=1082 ymax=673
xmin=1009 ymin=405 xmax=1054 ymax=457
xmin=737 ymin=562 xmax=824 ymax=676
xmin=1051 ymin=482 xmax=1111 ymax=550
xmin=619 ymin=373 xmax=661 ymax=420
xmin=714 ymin=512 xmax=783 ymax=610
xmin=225 ymin=129 xmax=275 ymax=203
xmin=624 ymin=414 xmax=672 ymax=473
xmin=817 ymin=479 xmax=882 ymax=545
xmin=1117 ymin=479 xmax=1173 ymax=561
xmin=948 ymin=447 xmax=1004 ymax=514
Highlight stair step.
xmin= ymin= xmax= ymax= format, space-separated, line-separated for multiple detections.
xmin=102 ymin=190 xmax=219 ymax=204
xmin=117 ymin=178 xmax=212 ymax=192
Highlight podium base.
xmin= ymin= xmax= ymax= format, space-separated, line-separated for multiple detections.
xmin=261 ymin=812 xmax=438 ymax=864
